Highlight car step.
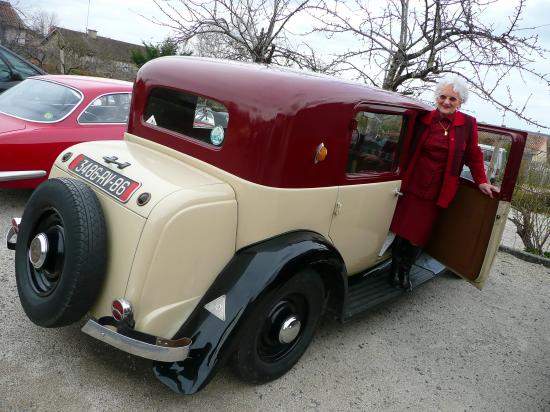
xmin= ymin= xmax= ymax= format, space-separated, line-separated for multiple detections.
xmin=341 ymin=254 xmax=445 ymax=322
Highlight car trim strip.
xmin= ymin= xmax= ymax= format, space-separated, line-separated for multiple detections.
xmin=81 ymin=319 xmax=191 ymax=362
xmin=0 ymin=170 xmax=47 ymax=182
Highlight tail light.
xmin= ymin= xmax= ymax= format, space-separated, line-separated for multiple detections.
xmin=111 ymin=298 xmax=132 ymax=321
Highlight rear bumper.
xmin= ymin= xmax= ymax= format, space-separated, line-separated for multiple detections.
xmin=81 ymin=317 xmax=191 ymax=362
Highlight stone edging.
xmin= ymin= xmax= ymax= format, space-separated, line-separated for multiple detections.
xmin=498 ymin=245 xmax=550 ymax=268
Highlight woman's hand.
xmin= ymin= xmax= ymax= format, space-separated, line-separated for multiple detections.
xmin=478 ymin=182 xmax=499 ymax=198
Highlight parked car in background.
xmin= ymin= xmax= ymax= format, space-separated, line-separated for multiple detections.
xmin=0 ymin=45 xmax=46 ymax=93
xmin=0 ymin=75 xmax=132 ymax=189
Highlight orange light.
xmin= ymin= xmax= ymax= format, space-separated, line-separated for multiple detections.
xmin=314 ymin=143 xmax=328 ymax=164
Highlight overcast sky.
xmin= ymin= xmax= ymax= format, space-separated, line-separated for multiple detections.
xmin=16 ymin=0 xmax=550 ymax=133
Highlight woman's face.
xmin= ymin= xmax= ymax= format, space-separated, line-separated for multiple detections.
xmin=436 ymin=85 xmax=461 ymax=116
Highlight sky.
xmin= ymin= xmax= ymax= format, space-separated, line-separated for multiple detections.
xmin=15 ymin=0 xmax=550 ymax=133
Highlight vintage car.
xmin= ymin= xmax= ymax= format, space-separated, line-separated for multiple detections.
xmin=0 ymin=75 xmax=132 ymax=189
xmin=6 ymin=57 xmax=526 ymax=394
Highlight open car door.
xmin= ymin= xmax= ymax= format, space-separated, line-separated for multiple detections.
xmin=424 ymin=124 xmax=527 ymax=289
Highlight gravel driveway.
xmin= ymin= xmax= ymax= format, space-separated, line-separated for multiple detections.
xmin=1 ymin=188 xmax=549 ymax=411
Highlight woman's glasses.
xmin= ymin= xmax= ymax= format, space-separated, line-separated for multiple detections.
xmin=438 ymin=94 xmax=459 ymax=103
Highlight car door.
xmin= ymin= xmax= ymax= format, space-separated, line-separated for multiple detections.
xmin=328 ymin=104 xmax=418 ymax=275
xmin=424 ymin=124 xmax=527 ymax=289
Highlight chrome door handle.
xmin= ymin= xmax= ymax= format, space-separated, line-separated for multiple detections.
xmin=393 ymin=188 xmax=403 ymax=197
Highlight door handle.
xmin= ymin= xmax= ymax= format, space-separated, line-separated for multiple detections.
xmin=393 ymin=188 xmax=403 ymax=197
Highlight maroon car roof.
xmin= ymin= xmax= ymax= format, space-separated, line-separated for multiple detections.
xmin=135 ymin=57 xmax=428 ymax=112
xmin=129 ymin=57 xmax=430 ymax=188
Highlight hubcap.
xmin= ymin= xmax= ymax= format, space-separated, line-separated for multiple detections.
xmin=28 ymin=233 xmax=49 ymax=269
xmin=257 ymin=294 xmax=308 ymax=363
xmin=26 ymin=210 xmax=66 ymax=296
xmin=278 ymin=316 xmax=301 ymax=344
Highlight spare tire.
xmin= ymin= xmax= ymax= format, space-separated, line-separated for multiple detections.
xmin=15 ymin=178 xmax=107 ymax=327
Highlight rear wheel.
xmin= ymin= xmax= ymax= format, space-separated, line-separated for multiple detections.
xmin=15 ymin=178 xmax=107 ymax=327
xmin=230 ymin=269 xmax=324 ymax=383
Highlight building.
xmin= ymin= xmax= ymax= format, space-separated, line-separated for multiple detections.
xmin=42 ymin=27 xmax=145 ymax=81
xmin=0 ymin=1 xmax=29 ymax=46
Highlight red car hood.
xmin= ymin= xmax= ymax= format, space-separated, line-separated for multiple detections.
xmin=0 ymin=113 xmax=26 ymax=134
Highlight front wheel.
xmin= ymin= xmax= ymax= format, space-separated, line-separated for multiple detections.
xmin=230 ymin=269 xmax=325 ymax=383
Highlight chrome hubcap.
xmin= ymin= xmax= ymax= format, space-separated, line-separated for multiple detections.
xmin=28 ymin=233 xmax=49 ymax=269
xmin=278 ymin=316 xmax=301 ymax=344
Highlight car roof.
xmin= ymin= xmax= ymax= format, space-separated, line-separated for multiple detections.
xmin=29 ymin=75 xmax=133 ymax=93
xmin=137 ymin=56 xmax=430 ymax=112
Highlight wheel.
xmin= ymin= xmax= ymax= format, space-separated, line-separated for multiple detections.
xmin=15 ymin=178 xmax=107 ymax=327
xmin=230 ymin=269 xmax=325 ymax=383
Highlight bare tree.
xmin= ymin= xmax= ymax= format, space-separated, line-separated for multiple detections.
xmin=312 ymin=0 xmax=550 ymax=129
xmin=148 ymin=0 xmax=314 ymax=64
xmin=27 ymin=10 xmax=58 ymax=37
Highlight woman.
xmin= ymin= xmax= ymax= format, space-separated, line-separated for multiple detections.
xmin=389 ymin=77 xmax=498 ymax=290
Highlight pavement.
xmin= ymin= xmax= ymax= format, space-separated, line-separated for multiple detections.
xmin=1 ymin=188 xmax=549 ymax=411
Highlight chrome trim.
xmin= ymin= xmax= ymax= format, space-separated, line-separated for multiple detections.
xmin=76 ymin=91 xmax=131 ymax=125
xmin=5 ymin=217 xmax=21 ymax=250
xmin=0 ymin=170 xmax=47 ymax=182
xmin=81 ymin=319 xmax=191 ymax=362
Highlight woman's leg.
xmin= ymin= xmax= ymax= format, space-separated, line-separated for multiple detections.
xmin=390 ymin=236 xmax=421 ymax=291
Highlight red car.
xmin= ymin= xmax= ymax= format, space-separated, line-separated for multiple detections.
xmin=0 ymin=75 xmax=132 ymax=189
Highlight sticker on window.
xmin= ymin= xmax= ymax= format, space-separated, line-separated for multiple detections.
xmin=146 ymin=115 xmax=157 ymax=125
xmin=210 ymin=126 xmax=224 ymax=146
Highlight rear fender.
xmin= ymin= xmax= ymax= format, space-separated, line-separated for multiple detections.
xmin=153 ymin=230 xmax=346 ymax=394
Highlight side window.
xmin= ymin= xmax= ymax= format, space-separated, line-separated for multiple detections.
xmin=79 ymin=93 xmax=131 ymax=124
xmin=144 ymin=88 xmax=229 ymax=147
xmin=347 ymin=111 xmax=404 ymax=174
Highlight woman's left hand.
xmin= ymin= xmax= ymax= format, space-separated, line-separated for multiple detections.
xmin=478 ymin=182 xmax=499 ymax=198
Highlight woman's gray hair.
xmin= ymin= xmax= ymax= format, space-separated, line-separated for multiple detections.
xmin=434 ymin=76 xmax=469 ymax=104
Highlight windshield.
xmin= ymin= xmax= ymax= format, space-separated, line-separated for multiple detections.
xmin=0 ymin=78 xmax=83 ymax=122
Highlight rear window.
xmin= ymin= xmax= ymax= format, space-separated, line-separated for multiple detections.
xmin=0 ymin=78 xmax=82 ymax=122
xmin=143 ymin=88 xmax=229 ymax=147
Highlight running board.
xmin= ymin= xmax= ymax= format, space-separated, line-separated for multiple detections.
xmin=341 ymin=253 xmax=446 ymax=322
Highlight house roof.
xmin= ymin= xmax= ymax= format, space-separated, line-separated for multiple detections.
xmin=45 ymin=26 xmax=145 ymax=63
xmin=0 ymin=1 xmax=25 ymax=28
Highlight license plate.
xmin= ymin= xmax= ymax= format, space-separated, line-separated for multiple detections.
xmin=68 ymin=154 xmax=141 ymax=203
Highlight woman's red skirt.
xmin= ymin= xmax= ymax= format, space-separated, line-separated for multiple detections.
xmin=390 ymin=192 xmax=441 ymax=247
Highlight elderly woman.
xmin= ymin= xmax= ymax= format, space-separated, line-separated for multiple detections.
xmin=389 ymin=77 xmax=498 ymax=290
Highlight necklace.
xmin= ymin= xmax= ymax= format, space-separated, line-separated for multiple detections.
xmin=438 ymin=121 xmax=451 ymax=136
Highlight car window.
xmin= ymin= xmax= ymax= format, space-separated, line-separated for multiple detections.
xmin=144 ymin=88 xmax=229 ymax=147
xmin=460 ymin=132 xmax=511 ymax=186
xmin=0 ymin=48 xmax=42 ymax=78
xmin=347 ymin=111 xmax=404 ymax=174
xmin=0 ymin=78 xmax=83 ymax=122
xmin=79 ymin=93 xmax=131 ymax=124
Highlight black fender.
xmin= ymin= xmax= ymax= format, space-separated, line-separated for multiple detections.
xmin=153 ymin=230 xmax=347 ymax=394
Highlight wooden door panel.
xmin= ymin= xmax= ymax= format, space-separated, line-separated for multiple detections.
xmin=425 ymin=183 xmax=498 ymax=281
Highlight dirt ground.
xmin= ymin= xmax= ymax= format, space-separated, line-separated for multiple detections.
xmin=1 ymin=188 xmax=549 ymax=411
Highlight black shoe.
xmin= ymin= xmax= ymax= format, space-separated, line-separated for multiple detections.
xmin=389 ymin=236 xmax=406 ymax=288
xmin=398 ymin=243 xmax=421 ymax=291
xmin=390 ymin=259 xmax=401 ymax=288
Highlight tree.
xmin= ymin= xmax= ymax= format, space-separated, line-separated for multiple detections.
xmin=148 ymin=0 xmax=314 ymax=64
xmin=311 ymin=0 xmax=549 ymax=129
xmin=131 ymin=37 xmax=192 ymax=68
xmin=509 ymin=159 xmax=550 ymax=256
